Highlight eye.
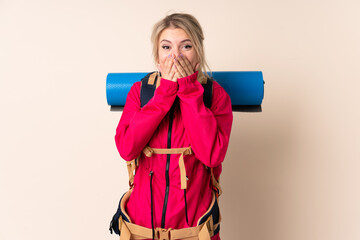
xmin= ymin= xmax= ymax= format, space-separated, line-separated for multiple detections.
xmin=184 ymin=44 xmax=192 ymax=49
xmin=161 ymin=45 xmax=170 ymax=50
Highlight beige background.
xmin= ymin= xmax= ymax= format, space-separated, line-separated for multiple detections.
xmin=1 ymin=0 xmax=359 ymax=239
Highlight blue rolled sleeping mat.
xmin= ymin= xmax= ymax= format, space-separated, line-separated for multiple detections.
xmin=106 ymin=71 xmax=264 ymax=112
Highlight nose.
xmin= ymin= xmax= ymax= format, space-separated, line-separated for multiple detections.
xmin=171 ymin=48 xmax=180 ymax=58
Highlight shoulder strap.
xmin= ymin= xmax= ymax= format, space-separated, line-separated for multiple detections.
xmin=140 ymin=72 xmax=158 ymax=107
xmin=203 ymin=78 xmax=213 ymax=108
xmin=140 ymin=72 xmax=213 ymax=108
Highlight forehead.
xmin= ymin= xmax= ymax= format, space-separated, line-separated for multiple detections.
xmin=159 ymin=27 xmax=191 ymax=43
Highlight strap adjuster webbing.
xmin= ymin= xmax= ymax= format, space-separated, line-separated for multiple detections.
xmin=143 ymin=145 xmax=193 ymax=189
xmin=126 ymin=155 xmax=140 ymax=188
xmin=127 ymin=145 xmax=221 ymax=194
xmin=119 ymin=215 xmax=215 ymax=240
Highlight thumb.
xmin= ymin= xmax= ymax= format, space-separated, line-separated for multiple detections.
xmin=195 ymin=63 xmax=200 ymax=72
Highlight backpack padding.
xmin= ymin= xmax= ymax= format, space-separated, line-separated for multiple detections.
xmin=197 ymin=191 xmax=221 ymax=235
xmin=109 ymin=190 xmax=132 ymax=235
xmin=140 ymin=72 xmax=157 ymax=108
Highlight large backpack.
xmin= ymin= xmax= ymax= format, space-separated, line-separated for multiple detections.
xmin=109 ymin=71 xmax=222 ymax=239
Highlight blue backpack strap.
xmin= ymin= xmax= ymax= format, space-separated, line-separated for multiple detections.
xmin=140 ymin=72 xmax=213 ymax=108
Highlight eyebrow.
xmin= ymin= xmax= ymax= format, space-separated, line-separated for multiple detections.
xmin=160 ymin=39 xmax=192 ymax=44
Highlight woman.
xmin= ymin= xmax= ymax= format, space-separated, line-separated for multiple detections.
xmin=115 ymin=13 xmax=233 ymax=240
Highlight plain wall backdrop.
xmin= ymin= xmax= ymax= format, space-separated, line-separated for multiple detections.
xmin=1 ymin=0 xmax=359 ymax=239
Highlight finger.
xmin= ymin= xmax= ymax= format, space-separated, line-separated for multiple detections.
xmin=164 ymin=54 xmax=171 ymax=68
xmin=178 ymin=55 xmax=194 ymax=76
xmin=173 ymin=70 xmax=181 ymax=82
xmin=165 ymin=54 xmax=174 ymax=76
xmin=168 ymin=63 xmax=177 ymax=81
xmin=176 ymin=55 xmax=189 ymax=75
xmin=167 ymin=61 xmax=174 ymax=75
xmin=183 ymin=56 xmax=195 ymax=75
xmin=174 ymin=58 xmax=186 ymax=78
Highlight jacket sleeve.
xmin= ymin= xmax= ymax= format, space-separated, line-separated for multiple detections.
xmin=115 ymin=78 xmax=178 ymax=161
xmin=177 ymin=71 xmax=233 ymax=169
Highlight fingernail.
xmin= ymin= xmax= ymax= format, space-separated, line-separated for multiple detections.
xmin=179 ymin=54 xmax=183 ymax=57
xmin=168 ymin=54 xmax=171 ymax=58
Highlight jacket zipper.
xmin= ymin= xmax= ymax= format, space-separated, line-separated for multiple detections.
xmin=161 ymin=101 xmax=176 ymax=228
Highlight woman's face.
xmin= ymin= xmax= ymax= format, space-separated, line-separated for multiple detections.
xmin=158 ymin=27 xmax=199 ymax=73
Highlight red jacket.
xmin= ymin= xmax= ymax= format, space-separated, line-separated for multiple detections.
xmin=115 ymin=71 xmax=233 ymax=239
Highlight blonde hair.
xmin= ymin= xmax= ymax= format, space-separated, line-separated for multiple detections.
xmin=151 ymin=13 xmax=211 ymax=78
